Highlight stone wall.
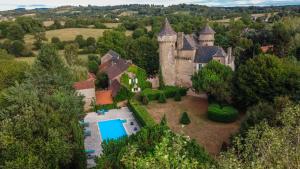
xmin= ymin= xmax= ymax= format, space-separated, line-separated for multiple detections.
xmin=175 ymin=50 xmax=196 ymax=87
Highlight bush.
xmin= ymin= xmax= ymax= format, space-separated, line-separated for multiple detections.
xmin=96 ymin=72 xmax=109 ymax=89
xmin=128 ymin=99 xmax=156 ymax=127
xmin=142 ymin=95 xmax=149 ymax=105
xmin=114 ymin=86 xmax=133 ymax=102
xmin=174 ymin=90 xmax=181 ymax=101
xmin=158 ymin=93 xmax=166 ymax=103
xmin=88 ymin=60 xmax=98 ymax=74
xmin=141 ymin=86 xmax=188 ymax=101
xmin=180 ymin=112 xmax=191 ymax=125
xmin=207 ymin=104 xmax=238 ymax=123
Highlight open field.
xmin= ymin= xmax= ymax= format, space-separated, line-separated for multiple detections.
xmin=24 ymin=28 xmax=133 ymax=47
xmin=145 ymin=96 xmax=243 ymax=156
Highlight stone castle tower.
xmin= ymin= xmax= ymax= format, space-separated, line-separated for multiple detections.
xmin=158 ymin=18 xmax=234 ymax=87
xmin=157 ymin=18 xmax=177 ymax=86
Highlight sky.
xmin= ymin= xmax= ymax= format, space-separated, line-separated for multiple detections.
xmin=0 ymin=0 xmax=300 ymax=11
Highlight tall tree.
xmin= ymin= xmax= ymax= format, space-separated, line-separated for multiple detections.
xmin=64 ymin=43 xmax=79 ymax=66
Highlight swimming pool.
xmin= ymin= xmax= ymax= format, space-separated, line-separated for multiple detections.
xmin=98 ymin=119 xmax=127 ymax=141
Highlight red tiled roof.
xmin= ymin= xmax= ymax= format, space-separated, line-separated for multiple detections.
xmin=73 ymin=80 xmax=95 ymax=90
xmin=96 ymin=90 xmax=113 ymax=105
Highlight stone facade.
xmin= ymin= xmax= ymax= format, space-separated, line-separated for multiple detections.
xmin=158 ymin=18 xmax=235 ymax=88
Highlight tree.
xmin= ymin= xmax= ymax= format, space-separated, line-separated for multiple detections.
xmin=158 ymin=92 xmax=166 ymax=103
xmin=219 ymin=103 xmax=300 ymax=169
xmin=234 ymin=54 xmax=300 ymax=107
xmin=64 ymin=43 xmax=79 ymax=65
xmin=192 ymin=60 xmax=233 ymax=104
xmin=75 ymin=35 xmax=86 ymax=48
xmin=88 ymin=60 xmax=99 ymax=74
xmin=7 ymin=23 xmax=25 ymax=40
xmin=88 ymin=54 xmax=100 ymax=64
xmin=86 ymin=37 xmax=96 ymax=46
xmin=160 ymin=114 xmax=167 ymax=126
xmin=51 ymin=37 xmax=64 ymax=49
xmin=97 ymin=30 xmax=127 ymax=57
xmin=0 ymin=44 xmax=86 ymax=169
xmin=97 ymin=125 xmax=214 ymax=169
xmin=96 ymin=72 xmax=109 ymax=89
xmin=10 ymin=40 xmax=25 ymax=56
xmin=180 ymin=112 xmax=191 ymax=125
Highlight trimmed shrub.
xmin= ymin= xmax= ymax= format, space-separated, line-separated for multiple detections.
xmin=160 ymin=114 xmax=167 ymax=126
xmin=141 ymin=86 xmax=188 ymax=101
xmin=158 ymin=93 xmax=166 ymax=103
xmin=128 ymin=99 xmax=156 ymax=127
xmin=180 ymin=112 xmax=191 ymax=125
xmin=95 ymin=103 xmax=117 ymax=111
xmin=142 ymin=95 xmax=149 ymax=105
xmin=207 ymin=104 xmax=238 ymax=123
xmin=174 ymin=90 xmax=181 ymax=101
xmin=114 ymin=86 xmax=133 ymax=102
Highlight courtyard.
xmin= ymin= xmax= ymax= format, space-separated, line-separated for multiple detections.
xmin=145 ymin=96 xmax=243 ymax=156
xmin=83 ymin=107 xmax=140 ymax=168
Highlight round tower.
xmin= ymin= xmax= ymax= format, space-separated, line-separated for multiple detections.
xmin=199 ymin=24 xmax=215 ymax=46
xmin=157 ymin=18 xmax=177 ymax=86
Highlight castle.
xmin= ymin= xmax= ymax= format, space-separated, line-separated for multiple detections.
xmin=158 ymin=18 xmax=235 ymax=88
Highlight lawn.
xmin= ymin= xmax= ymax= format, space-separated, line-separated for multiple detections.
xmin=145 ymin=96 xmax=243 ymax=156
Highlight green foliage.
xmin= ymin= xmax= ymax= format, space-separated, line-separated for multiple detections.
xmin=128 ymin=99 xmax=156 ymax=127
xmin=234 ymin=54 xmax=300 ymax=107
xmin=97 ymin=30 xmax=127 ymax=57
xmin=158 ymin=92 xmax=166 ymax=103
xmin=219 ymin=103 xmax=300 ymax=169
xmin=180 ymin=112 xmax=191 ymax=125
xmin=239 ymin=102 xmax=276 ymax=136
xmin=88 ymin=61 xmax=98 ymax=74
xmin=120 ymin=65 xmax=149 ymax=91
xmin=142 ymin=95 xmax=149 ymax=105
xmin=7 ymin=23 xmax=25 ymax=40
xmin=96 ymin=72 xmax=109 ymax=89
xmin=114 ymin=86 xmax=133 ymax=102
xmin=75 ymin=35 xmax=86 ymax=48
xmin=141 ymin=86 xmax=188 ymax=101
xmin=174 ymin=89 xmax=182 ymax=101
xmin=0 ymin=44 xmax=86 ymax=169
xmin=207 ymin=104 xmax=239 ymax=123
xmin=64 ymin=43 xmax=79 ymax=65
xmin=192 ymin=60 xmax=233 ymax=104
xmin=97 ymin=125 xmax=215 ymax=169
xmin=160 ymin=114 xmax=167 ymax=126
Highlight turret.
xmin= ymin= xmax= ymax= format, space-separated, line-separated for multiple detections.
xmin=199 ymin=24 xmax=215 ymax=46
xmin=157 ymin=18 xmax=177 ymax=86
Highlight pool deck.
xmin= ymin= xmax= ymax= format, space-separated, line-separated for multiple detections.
xmin=84 ymin=107 xmax=140 ymax=168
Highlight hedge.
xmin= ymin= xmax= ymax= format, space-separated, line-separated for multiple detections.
xmin=95 ymin=102 xmax=117 ymax=111
xmin=207 ymin=104 xmax=238 ymax=123
xmin=141 ymin=86 xmax=188 ymax=101
xmin=128 ymin=99 xmax=156 ymax=127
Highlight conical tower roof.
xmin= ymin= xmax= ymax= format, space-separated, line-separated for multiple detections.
xmin=159 ymin=18 xmax=177 ymax=37
xmin=200 ymin=24 xmax=215 ymax=34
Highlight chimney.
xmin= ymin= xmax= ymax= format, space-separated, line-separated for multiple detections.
xmin=177 ymin=32 xmax=184 ymax=49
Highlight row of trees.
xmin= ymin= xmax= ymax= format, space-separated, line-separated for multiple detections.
xmin=0 ymin=45 xmax=86 ymax=168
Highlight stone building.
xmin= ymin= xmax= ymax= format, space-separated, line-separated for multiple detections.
xmin=158 ymin=18 xmax=235 ymax=87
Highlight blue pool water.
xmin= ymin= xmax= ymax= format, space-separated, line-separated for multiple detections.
xmin=98 ymin=119 xmax=127 ymax=141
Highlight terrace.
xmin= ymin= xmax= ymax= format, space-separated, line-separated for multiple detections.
xmin=83 ymin=107 xmax=140 ymax=168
